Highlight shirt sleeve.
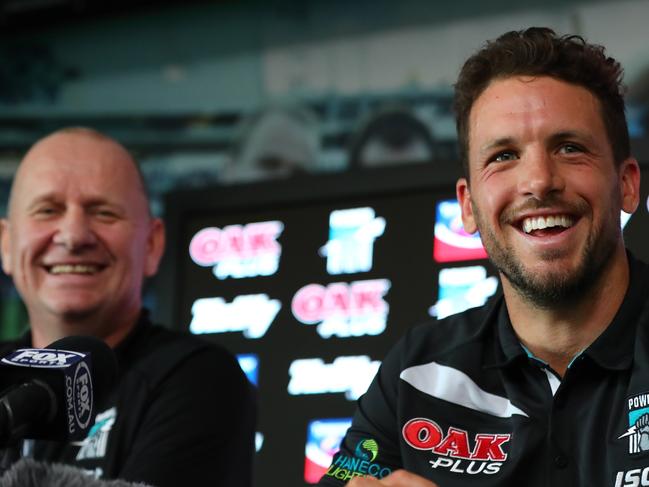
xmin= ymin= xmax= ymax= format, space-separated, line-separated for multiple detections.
xmin=317 ymin=332 xmax=410 ymax=486
xmin=115 ymin=346 xmax=256 ymax=487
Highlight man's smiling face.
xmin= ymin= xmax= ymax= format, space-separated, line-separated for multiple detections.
xmin=1 ymin=131 xmax=163 ymax=326
xmin=456 ymin=75 xmax=639 ymax=306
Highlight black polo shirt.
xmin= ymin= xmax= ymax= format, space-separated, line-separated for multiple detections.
xmin=318 ymin=255 xmax=649 ymax=487
xmin=0 ymin=311 xmax=256 ymax=487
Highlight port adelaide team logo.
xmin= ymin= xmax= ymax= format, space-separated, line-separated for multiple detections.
xmin=614 ymin=393 xmax=649 ymax=487
xmin=618 ymin=392 xmax=649 ymax=454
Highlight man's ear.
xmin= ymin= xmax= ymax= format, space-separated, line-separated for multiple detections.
xmin=0 ymin=219 xmax=13 ymax=275
xmin=456 ymin=178 xmax=478 ymax=234
xmin=619 ymin=157 xmax=641 ymax=214
xmin=144 ymin=218 xmax=165 ymax=277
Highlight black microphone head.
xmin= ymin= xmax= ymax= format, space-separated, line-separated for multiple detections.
xmin=0 ymin=335 xmax=118 ymax=444
xmin=44 ymin=336 xmax=118 ymax=406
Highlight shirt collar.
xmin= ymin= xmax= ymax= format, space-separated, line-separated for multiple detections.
xmin=581 ymin=253 xmax=649 ymax=370
xmin=487 ymin=253 xmax=649 ymax=371
xmin=474 ymin=294 xmax=527 ymax=370
xmin=112 ymin=308 xmax=152 ymax=358
xmin=485 ymin=298 xmax=528 ymax=369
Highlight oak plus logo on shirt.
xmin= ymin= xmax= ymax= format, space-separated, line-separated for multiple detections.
xmin=618 ymin=392 xmax=649 ymax=454
xmin=402 ymin=417 xmax=510 ymax=475
xmin=324 ymin=438 xmax=392 ymax=482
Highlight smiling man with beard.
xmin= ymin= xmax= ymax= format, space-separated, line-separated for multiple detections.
xmin=317 ymin=28 xmax=649 ymax=487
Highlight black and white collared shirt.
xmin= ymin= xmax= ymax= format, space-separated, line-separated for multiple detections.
xmin=318 ymin=254 xmax=649 ymax=487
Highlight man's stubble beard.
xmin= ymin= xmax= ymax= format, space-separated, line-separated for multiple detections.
xmin=472 ymin=200 xmax=621 ymax=309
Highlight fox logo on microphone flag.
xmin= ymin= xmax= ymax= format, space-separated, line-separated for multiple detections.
xmin=2 ymin=348 xmax=84 ymax=368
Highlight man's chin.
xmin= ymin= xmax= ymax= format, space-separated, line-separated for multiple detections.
xmin=504 ymin=262 xmax=602 ymax=309
xmin=44 ymin=302 xmax=102 ymax=323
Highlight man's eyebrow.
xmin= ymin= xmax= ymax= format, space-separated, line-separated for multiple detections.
xmin=478 ymin=137 xmax=516 ymax=155
xmin=85 ymin=198 xmax=120 ymax=207
xmin=25 ymin=193 xmax=59 ymax=209
xmin=24 ymin=194 xmax=124 ymax=211
xmin=547 ymin=130 xmax=597 ymax=145
xmin=477 ymin=131 xmax=597 ymax=155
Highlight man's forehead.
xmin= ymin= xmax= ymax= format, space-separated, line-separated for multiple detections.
xmin=9 ymin=131 xmax=147 ymax=213
xmin=21 ymin=132 xmax=132 ymax=169
xmin=468 ymin=77 xmax=603 ymax=142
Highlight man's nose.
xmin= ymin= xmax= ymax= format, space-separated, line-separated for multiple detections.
xmin=52 ymin=209 xmax=97 ymax=250
xmin=517 ymin=150 xmax=565 ymax=199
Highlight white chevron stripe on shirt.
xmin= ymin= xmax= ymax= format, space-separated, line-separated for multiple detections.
xmin=400 ymin=361 xmax=528 ymax=418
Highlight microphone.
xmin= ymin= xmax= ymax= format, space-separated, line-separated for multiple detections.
xmin=0 ymin=336 xmax=118 ymax=447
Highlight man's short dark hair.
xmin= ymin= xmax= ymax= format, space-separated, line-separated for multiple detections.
xmin=453 ymin=27 xmax=629 ymax=177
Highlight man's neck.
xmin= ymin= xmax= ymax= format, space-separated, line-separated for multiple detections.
xmin=503 ymin=249 xmax=630 ymax=378
xmin=28 ymin=308 xmax=141 ymax=349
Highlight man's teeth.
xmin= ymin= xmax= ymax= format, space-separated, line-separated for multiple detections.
xmin=49 ymin=264 xmax=99 ymax=275
xmin=522 ymin=215 xmax=573 ymax=234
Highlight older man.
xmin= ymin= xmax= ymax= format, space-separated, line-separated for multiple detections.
xmin=0 ymin=127 xmax=255 ymax=486
xmin=318 ymin=27 xmax=645 ymax=487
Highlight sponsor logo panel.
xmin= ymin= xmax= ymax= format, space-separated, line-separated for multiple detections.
xmin=621 ymin=210 xmax=632 ymax=230
xmin=255 ymin=432 xmax=264 ymax=453
xmin=304 ymin=418 xmax=352 ymax=483
xmin=429 ymin=266 xmax=499 ymax=319
xmin=319 ymin=207 xmax=385 ymax=275
xmin=433 ymin=200 xmax=487 ymax=263
xmin=237 ymin=354 xmax=259 ymax=386
xmin=189 ymin=220 xmax=284 ymax=279
xmin=190 ymin=294 xmax=281 ymax=338
xmin=291 ymin=279 xmax=391 ymax=338
xmin=288 ymin=356 xmax=380 ymax=401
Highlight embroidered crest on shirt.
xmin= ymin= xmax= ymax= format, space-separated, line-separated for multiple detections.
xmin=618 ymin=393 xmax=649 ymax=454
xmin=75 ymin=407 xmax=117 ymax=461
xmin=324 ymin=438 xmax=392 ymax=481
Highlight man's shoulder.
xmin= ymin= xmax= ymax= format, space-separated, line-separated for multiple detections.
xmin=411 ymin=298 xmax=499 ymax=350
xmin=121 ymin=322 xmax=242 ymax=386
xmin=0 ymin=339 xmax=20 ymax=356
xmin=0 ymin=335 xmax=29 ymax=357
xmin=386 ymin=296 xmax=502 ymax=372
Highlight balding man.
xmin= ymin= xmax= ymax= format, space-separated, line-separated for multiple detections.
xmin=0 ymin=128 xmax=255 ymax=486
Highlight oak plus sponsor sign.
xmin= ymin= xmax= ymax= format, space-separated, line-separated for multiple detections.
xmin=189 ymin=221 xmax=284 ymax=280
xmin=291 ymin=279 xmax=391 ymax=338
